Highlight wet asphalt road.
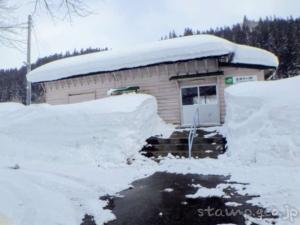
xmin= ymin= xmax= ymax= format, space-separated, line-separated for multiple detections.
xmin=81 ymin=172 xmax=277 ymax=225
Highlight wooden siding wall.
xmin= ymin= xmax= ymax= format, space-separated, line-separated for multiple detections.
xmin=44 ymin=58 xmax=265 ymax=125
xmin=218 ymin=66 xmax=265 ymax=122
xmin=45 ymin=58 xmax=219 ymax=124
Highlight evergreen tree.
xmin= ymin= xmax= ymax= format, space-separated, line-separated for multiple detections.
xmin=183 ymin=27 xmax=194 ymax=36
xmin=0 ymin=47 xmax=107 ymax=103
xmin=164 ymin=16 xmax=300 ymax=77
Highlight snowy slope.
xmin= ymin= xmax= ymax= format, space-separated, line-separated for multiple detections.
xmin=27 ymin=35 xmax=278 ymax=83
xmin=0 ymin=94 xmax=173 ymax=225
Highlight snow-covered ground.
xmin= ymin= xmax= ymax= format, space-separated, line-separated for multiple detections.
xmin=160 ymin=75 xmax=300 ymax=225
xmin=0 ymin=94 xmax=173 ymax=225
xmin=221 ymin=75 xmax=300 ymax=224
xmin=1 ymin=76 xmax=300 ymax=225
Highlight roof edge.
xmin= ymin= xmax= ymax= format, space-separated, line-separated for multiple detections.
xmin=220 ymin=62 xmax=277 ymax=70
xmin=34 ymin=54 xmax=230 ymax=83
xmin=169 ymin=71 xmax=224 ymax=80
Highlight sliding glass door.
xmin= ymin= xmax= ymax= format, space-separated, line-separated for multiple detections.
xmin=181 ymin=85 xmax=220 ymax=126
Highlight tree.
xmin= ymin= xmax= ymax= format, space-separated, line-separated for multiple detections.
xmin=183 ymin=27 xmax=193 ymax=36
xmin=0 ymin=47 xmax=107 ymax=103
xmin=33 ymin=0 xmax=90 ymax=20
xmin=163 ymin=16 xmax=300 ymax=77
xmin=0 ymin=0 xmax=27 ymax=49
xmin=0 ymin=0 xmax=90 ymax=48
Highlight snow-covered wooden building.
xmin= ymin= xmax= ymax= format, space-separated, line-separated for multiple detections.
xmin=27 ymin=35 xmax=278 ymax=126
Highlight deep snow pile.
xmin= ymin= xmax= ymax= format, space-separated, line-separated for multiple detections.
xmin=1 ymin=82 xmax=300 ymax=225
xmin=162 ymin=76 xmax=300 ymax=225
xmin=0 ymin=94 xmax=173 ymax=225
xmin=0 ymin=94 xmax=172 ymax=166
xmin=157 ymin=76 xmax=300 ymax=225
xmin=223 ymin=76 xmax=300 ymax=166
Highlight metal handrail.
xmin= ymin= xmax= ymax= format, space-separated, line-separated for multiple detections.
xmin=188 ymin=108 xmax=200 ymax=159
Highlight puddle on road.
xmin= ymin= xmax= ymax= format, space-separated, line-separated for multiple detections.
xmin=81 ymin=172 xmax=277 ymax=225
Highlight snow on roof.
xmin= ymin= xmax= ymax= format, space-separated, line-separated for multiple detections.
xmin=27 ymin=35 xmax=279 ymax=83
xmin=232 ymin=44 xmax=278 ymax=67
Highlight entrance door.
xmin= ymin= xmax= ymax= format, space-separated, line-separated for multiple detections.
xmin=181 ymin=85 xmax=220 ymax=126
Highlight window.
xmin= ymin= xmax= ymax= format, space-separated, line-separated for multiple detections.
xmin=181 ymin=85 xmax=218 ymax=106
xmin=182 ymin=87 xmax=198 ymax=105
xmin=199 ymin=86 xmax=217 ymax=104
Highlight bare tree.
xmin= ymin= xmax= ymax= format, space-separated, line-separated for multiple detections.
xmin=0 ymin=0 xmax=27 ymax=49
xmin=0 ymin=0 xmax=90 ymax=48
xmin=33 ymin=0 xmax=90 ymax=20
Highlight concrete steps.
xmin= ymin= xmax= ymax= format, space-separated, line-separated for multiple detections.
xmin=140 ymin=129 xmax=227 ymax=159
xmin=146 ymin=137 xmax=224 ymax=145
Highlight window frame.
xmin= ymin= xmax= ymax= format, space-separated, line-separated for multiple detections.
xmin=180 ymin=84 xmax=219 ymax=107
xmin=199 ymin=85 xmax=218 ymax=105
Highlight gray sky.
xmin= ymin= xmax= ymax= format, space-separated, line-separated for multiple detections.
xmin=0 ymin=0 xmax=299 ymax=69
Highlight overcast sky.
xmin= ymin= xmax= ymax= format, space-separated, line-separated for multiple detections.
xmin=0 ymin=0 xmax=299 ymax=69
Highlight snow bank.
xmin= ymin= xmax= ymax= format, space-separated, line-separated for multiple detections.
xmin=27 ymin=34 xmax=278 ymax=83
xmin=223 ymin=76 xmax=300 ymax=166
xmin=0 ymin=94 xmax=173 ymax=166
xmin=158 ymin=76 xmax=300 ymax=225
xmin=0 ymin=94 xmax=173 ymax=225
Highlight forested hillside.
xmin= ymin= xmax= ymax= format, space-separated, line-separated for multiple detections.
xmin=163 ymin=16 xmax=300 ymax=77
xmin=0 ymin=47 xmax=107 ymax=103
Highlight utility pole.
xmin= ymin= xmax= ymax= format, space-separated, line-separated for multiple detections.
xmin=26 ymin=14 xmax=32 ymax=105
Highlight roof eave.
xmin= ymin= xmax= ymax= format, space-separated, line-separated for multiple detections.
xmin=33 ymin=54 xmax=231 ymax=83
xmin=219 ymin=62 xmax=278 ymax=70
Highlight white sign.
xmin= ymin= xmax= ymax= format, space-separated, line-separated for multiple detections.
xmin=233 ymin=75 xmax=257 ymax=83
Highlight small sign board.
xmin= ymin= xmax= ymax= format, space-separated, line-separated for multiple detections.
xmin=225 ymin=77 xmax=234 ymax=85
xmin=107 ymin=86 xmax=140 ymax=96
xmin=225 ymin=75 xmax=257 ymax=85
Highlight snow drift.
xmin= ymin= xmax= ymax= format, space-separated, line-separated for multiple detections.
xmin=0 ymin=94 xmax=172 ymax=166
xmin=0 ymin=94 xmax=173 ymax=225
xmin=224 ymin=76 xmax=300 ymax=166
